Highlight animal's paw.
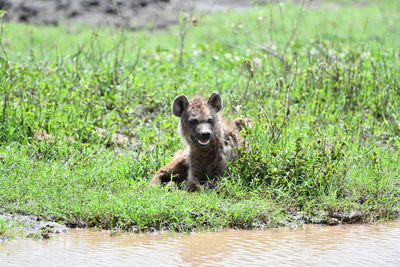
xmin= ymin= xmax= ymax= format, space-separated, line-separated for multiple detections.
xmin=150 ymin=173 xmax=165 ymax=186
xmin=186 ymin=180 xmax=199 ymax=192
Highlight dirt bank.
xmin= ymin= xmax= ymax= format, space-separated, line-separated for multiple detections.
xmin=0 ymin=0 xmax=179 ymax=29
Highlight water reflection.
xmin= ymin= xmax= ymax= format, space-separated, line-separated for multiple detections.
xmin=1 ymin=222 xmax=400 ymax=266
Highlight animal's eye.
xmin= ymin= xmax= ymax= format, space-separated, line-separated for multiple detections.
xmin=189 ymin=119 xmax=199 ymax=125
xmin=207 ymin=119 xmax=214 ymax=125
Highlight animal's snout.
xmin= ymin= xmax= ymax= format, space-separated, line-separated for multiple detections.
xmin=200 ymin=131 xmax=211 ymax=140
xmin=192 ymin=122 xmax=213 ymax=147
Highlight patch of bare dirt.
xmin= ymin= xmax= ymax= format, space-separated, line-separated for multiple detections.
xmin=0 ymin=0 xmax=253 ymax=29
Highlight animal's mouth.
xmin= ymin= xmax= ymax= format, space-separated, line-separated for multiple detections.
xmin=191 ymin=136 xmax=211 ymax=147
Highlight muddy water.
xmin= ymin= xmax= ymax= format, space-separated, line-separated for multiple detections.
xmin=1 ymin=222 xmax=400 ymax=266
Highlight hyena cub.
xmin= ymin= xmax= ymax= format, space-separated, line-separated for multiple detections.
xmin=151 ymin=92 xmax=250 ymax=191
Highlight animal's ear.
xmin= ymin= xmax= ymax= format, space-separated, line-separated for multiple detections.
xmin=172 ymin=94 xmax=189 ymax=117
xmin=207 ymin=92 xmax=222 ymax=113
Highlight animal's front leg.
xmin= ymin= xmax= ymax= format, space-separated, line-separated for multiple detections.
xmin=151 ymin=150 xmax=188 ymax=185
xmin=186 ymin=171 xmax=200 ymax=192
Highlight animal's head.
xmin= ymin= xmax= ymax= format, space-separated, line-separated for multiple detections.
xmin=172 ymin=92 xmax=223 ymax=149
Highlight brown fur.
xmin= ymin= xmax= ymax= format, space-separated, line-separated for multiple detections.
xmin=151 ymin=93 xmax=249 ymax=191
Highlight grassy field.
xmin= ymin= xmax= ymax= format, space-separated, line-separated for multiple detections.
xmin=0 ymin=0 xmax=399 ymax=233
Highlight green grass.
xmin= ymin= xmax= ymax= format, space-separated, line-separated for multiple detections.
xmin=0 ymin=0 xmax=399 ymax=232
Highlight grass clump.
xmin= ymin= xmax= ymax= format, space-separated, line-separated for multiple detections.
xmin=0 ymin=218 xmax=24 ymax=241
xmin=0 ymin=0 xmax=399 ymax=232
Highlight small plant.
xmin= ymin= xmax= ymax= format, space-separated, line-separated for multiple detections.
xmin=178 ymin=12 xmax=198 ymax=66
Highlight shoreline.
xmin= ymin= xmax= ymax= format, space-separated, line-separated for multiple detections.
xmin=2 ymin=208 xmax=399 ymax=241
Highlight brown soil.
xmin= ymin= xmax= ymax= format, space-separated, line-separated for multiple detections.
xmin=0 ymin=0 xmax=252 ymax=30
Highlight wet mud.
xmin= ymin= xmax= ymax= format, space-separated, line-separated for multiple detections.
xmin=0 ymin=213 xmax=67 ymax=241
xmin=1 ymin=207 xmax=398 ymax=242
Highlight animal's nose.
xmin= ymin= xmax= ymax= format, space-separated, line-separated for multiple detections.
xmin=200 ymin=132 xmax=211 ymax=139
